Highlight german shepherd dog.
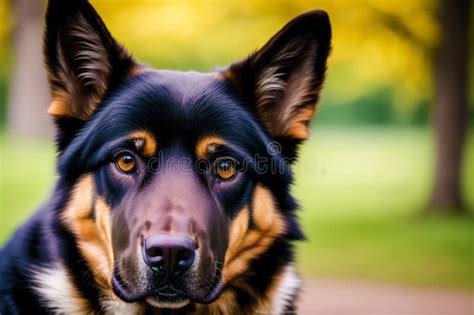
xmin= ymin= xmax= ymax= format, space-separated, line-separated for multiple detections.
xmin=0 ymin=0 xmax=331 ymax=313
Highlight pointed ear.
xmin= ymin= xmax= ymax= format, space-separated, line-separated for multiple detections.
xmin=222 ymin=10 xmax=331 ymax=154
xmin=44 ymin=0 xmax=139 ymax=121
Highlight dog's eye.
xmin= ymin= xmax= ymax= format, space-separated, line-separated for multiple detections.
xmin=215 ymin=158 xmax=237 ymax=180
xmin=115 ymin=153 xmax=137 ymax=174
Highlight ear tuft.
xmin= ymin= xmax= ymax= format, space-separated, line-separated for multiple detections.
xmin=255 ymin=39 xmax=319 ymax=140
xmin=65 ymin=13 xmax=110 ymax=93
xmin=223 ymin=10 xmax=331 ymax=142
xmin=44 ymin=0 xmax=138 ymax=120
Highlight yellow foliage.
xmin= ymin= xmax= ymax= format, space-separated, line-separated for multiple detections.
xmin=0 ymin=0 xmax=442 ymax=108
xmin=91 ymin=0 xmax=439 ymax=108
xmin=0 ymin=0 xmax=12 ymax=74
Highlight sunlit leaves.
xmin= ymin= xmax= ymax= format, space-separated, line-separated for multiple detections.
xmin=0 ymin=0 xmax=447 ymax=110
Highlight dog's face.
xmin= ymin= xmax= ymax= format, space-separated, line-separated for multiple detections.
xmin=44 ymin=0 xmax=330 ymax=309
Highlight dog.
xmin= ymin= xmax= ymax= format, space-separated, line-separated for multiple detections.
xmin=0 ymin=0 xmax=331 ymax=313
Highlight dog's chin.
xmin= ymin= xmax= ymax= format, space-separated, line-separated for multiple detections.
xmin=144 ymin=287 xmax=190 ymax=309
xmin=146 ymin=296 xmax=191 ymax=309
xmin=145 ymin=283 xmax=223 ymax=309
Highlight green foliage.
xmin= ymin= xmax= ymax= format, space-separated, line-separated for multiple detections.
xmin=1 ymin=128 xmax=473 ymax=287
xmin=0 ymin=78 xmax=8 ymax=126
xmin=318 ymin=87 xmax=397 ymax=126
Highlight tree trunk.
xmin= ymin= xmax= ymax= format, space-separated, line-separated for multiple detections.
xmin=7 ymin=0 xmax=52 ymax=138
xmin=428 ymin=0 xmax=471 ymax=214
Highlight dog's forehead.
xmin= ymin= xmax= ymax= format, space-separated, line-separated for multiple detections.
xmin=92 ymin=70 xmax=260 ymax=144
xmin=153 ymin=69 xmax=216 ymax=86
xmin=125 ymin=70 xmax=223 ymax=107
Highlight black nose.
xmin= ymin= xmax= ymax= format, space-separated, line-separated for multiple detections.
xmin=143 ymin=234 xmax=196 ymax=276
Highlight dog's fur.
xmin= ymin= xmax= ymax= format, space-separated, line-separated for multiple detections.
xmin=0 ymin=1 xmax=331 ymax=314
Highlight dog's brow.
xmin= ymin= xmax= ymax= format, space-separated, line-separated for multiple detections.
xmin=195 ymin=136 xmax=226 ymax=159
xmin=127 ymin=130 xmax=157 ymax=157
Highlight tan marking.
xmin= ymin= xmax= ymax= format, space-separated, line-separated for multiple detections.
xmin=282 ymin=106 xmax=315 ymax=140
xmin=61 ymin=175 xmax=115 ymax=298
xmin=223 ymin=185 xmax=286 ymax=285
xmin=285 ymin=123 xmax=309 ymax=140
xmin=196 ymin=289 xmax=239 ymax=315
xmin=47 ymin=99 xmax=71 ymax=117
xmin=127 ymin=64 xmax=149 ymax=77
xmin=195 ymin=136 xmax=226 ymax=159
xmin=94 ymin=197 xmax=114 ymax=286
xmin=46 ymin=86 xmax=95 ymax=119
xmin=128 ymin=130 xmax=157 ymax=157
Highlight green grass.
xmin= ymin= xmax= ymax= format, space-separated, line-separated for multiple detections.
xmin=0 ymin=136 xmax=56 ymax=242
xmin=294 ymin=127 xmax=474 ymax=288
xmin=1 ymin=127 xmax=473 ymax=288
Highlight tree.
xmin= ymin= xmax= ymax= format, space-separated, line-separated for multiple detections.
xmin=428 ymin=0 xmax=471 ymax=214
xmin=7 ymin=0 xmax=51 ymax=138
xmin=371 ymin=0 xmax=471 ymax=214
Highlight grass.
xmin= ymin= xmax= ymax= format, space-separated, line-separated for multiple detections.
xmin=294 ymin=127 xmax=474 ymax=289
xmin=0 ymin=136 xmax=56 ymax=242
xmin=1 ymin=127 xmax=473 ymax=289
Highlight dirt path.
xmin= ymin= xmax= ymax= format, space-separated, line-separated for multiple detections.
xmin=298 ymin=279 xmax=473 ymax=315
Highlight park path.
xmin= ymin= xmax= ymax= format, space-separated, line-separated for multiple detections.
xmin=298 ymin=279 xmax=473 ymax=315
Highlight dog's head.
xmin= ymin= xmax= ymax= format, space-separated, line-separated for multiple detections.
xmin=44 ymin=0 xmax=330 ymax=309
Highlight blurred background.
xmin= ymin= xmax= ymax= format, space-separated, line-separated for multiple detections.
xmin=0 ymin=0 xmax=472 ymax=313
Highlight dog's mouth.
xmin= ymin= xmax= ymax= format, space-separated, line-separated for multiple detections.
xmin=112 ymin=270 xmax=223 ymax=308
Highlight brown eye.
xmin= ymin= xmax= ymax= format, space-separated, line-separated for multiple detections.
xmin=215 ymin=158 xmax=237 ymax=180
xmin=115 ymin=153 xmax=137 ymax=173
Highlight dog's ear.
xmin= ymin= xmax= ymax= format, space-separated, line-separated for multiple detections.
xmin=44 ymin=0 xmax=138 ymax=123
xmin=222 ymin=10 xmax=331 ymax=157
